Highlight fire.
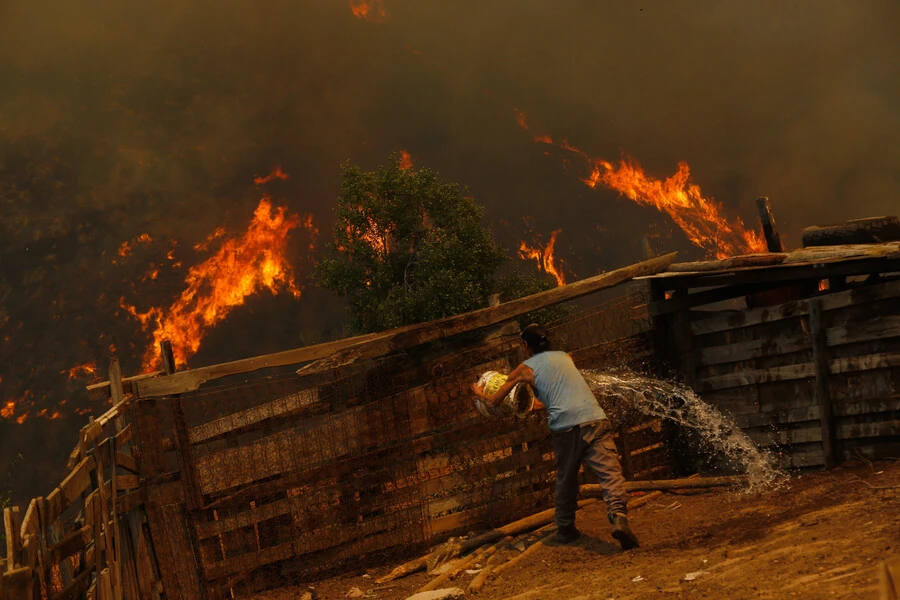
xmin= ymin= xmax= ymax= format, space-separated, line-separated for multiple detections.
xmin=349 ymin=0 xmax=387 ymax=23
xmin=0 ymin=400 xmax=15 ymax=420
xmin=117 ymin=233 xmax=153 ymax=258
xmin=254 ymin=165 xmax=290 ymax=185
xmin=520 ymin=229 xmax=566 ymax=287
xmin=61 ymin=362 xmax=99 ymax=381
xmin=517 ymin=110 xmax=765 ymax=259
xmin=124 ymin=192 xmax=316 ymax=369
xmin=398 ymin=150 xmax=413 ymax=170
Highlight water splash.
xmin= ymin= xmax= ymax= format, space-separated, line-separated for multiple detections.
xmin=583 ymin=371 xmax=785 ymax=493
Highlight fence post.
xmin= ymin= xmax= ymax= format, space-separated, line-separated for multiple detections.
xmin=808 ymin=299 xmax=837 ymax=468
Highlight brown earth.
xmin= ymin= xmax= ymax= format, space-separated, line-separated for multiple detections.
xmin=252 ymin=459 xmax=899 ymax=600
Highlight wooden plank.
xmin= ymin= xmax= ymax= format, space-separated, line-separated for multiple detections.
xmin=695 ymin=331 xmax=810 ymax=367
xmin=757 ymin=197 xmax=784 ymax=252
xmin=649 ymin=280 xmax=788 ymax=318
xmin=697 ymin=362 xmax=817 ymax=392
xmin=159 ymin=504 xmax=203 ymax=600
xmin=747 ymin=425 xmax=823 ymax=446
xmin=692 ymin=276 xmax=900 ymax=337
xmin=3 ymin=507 xmax=21 ymax=571
xmin=827 ymin=315 xmax=900 ymax=347
xmin=46 ymin=456 xmax=95 ymax=525
xmin=134 ymin=253 xmax=677 ymax=397
xmin=784 ymin=242 xmax=900 ymax=263
xmin=143 ymin=498 xmax=181 ymax=600
xmin=668 ymin=253 xmax=787 ymax=273
xmin=114 ymin=452 xmax=139 ymax=475
xmin=86 ymin=370 xmax=164 ymax=403
xmin=115 ymin=489 xmax=146 ymax=515
xmin=48 ymin=525 xmax=92 ymax=564
xmin=697 ymin=351 xmax=900 ymax=391
xmin=836 ymin=419 xmax=900 ymax=440
xmin=734 ymin=405 xmax=821 ymax=429
xmin=188 ymin=388 xmax=319 ymax=445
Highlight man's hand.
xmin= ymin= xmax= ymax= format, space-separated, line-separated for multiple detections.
xmin=471 ymin=381 xmax=488 ymax=399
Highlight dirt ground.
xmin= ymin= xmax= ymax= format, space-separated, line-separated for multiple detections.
xmin=253 ymin=459 xmax=899 ymax=600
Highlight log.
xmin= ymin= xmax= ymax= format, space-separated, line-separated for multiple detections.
xmin=581 ymin=475 xmax=747 ymax=495
xmin=783 ymin=242 xmax=900 ymax=264
xmin=626 ymin=490 xmax=663 ymax=509
xmin=133 ymin=253 xmax=677 ymax=397
xmin=809 ymin=299 xmax=837 ymax=468
xmin=668 ymin=253 xmax=787 ymax=273
xmin=757 ymin=197 xmax=784 ymax=252
xmin=802 ymin=216 xmax=900 ymax=247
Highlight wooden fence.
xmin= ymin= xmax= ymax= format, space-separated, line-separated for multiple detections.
xmin=1 ymin=360 xmax=161 ymax=600
xmin=651 ymin=272 xmax=900 ymax=469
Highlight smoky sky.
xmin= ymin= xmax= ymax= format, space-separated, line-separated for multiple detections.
xmin=1 ymin=0 xmax=899 ymax=501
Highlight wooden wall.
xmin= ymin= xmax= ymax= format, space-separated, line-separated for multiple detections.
xmin=667 ymin=277 xmax=900 ymax=468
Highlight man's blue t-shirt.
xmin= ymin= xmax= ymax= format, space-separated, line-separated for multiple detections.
xmin=523 ymin=350 xmax=607 ymax=431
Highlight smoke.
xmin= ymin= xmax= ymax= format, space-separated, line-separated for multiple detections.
xmin=1 ymin=0 xmax=899 ymax=501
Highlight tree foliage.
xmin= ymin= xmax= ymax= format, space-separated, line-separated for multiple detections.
xmin=316 ymin=155 xmax=508 ymax=332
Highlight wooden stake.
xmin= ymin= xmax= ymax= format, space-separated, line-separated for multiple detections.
xmin=756 ymin=196 xmax=784 ymax=252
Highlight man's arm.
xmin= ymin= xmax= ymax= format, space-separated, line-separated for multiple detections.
xmin=472 ymin=363 xmax=536 ymax=407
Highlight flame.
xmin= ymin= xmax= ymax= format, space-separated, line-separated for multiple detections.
xmin=516 ymin=109 xmax=765 ymax=259
xmin=124 ymin=193 xmax=316 ymax=369
xmin=117 ymin=233 xmax=153 ymax=258
xmin=519 ymin=229 xmax=566 ymax=287
xmin=253 ymin=165 xmax=290 ymax=185
xmin=61 ymin=362 xmax=99 ymax=381
xmin=818 ymin=280 xmax=829 ymax=292
xmin=398 ymin=150 xmax=413 ymax=170
xmin=349 ymin=0 xmax=387 ymax=23
xmin=0 ymin=400 xmax=15 ymax=420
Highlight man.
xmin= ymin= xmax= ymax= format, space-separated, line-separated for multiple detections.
xmin=472 ymin=323 xmax=640 ymax=549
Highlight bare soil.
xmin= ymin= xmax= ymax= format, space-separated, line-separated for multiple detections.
xmin=253 ymin=459 xmax=899 ymax=600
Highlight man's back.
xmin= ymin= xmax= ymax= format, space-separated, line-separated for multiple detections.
xmin=523 ymin=350 xmax=606 ymax=431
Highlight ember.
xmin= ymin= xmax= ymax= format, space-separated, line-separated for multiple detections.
xmin=349 ymin=0 xmax=387 ymax=23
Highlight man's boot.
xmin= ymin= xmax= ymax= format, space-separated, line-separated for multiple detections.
xmin=610 ymin=513 xmax=639 ymax=550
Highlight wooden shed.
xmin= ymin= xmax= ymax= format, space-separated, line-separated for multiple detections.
xmin=641 ymin=239 xmax=900 ymax=469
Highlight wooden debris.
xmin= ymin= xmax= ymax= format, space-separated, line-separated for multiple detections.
xmin=490 ymin=531 xmax=556 ymax=578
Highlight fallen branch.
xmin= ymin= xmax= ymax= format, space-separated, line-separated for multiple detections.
xmin=627 ymin=490 xmax=663 ymax=510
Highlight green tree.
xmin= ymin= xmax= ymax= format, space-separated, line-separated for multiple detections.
xmin=316 ymin=155 xmax=508 ymax=332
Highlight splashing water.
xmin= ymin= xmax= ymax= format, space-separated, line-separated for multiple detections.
xmin=582 ymin=371 xmax=785 ymax=493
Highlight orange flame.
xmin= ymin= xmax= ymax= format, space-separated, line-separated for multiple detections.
xmin=399 ymin=150 xmax=413 ymax=170
xmin=61 ymin=362 xmax=99 ymax=381
xmin=517 ymin=110 xmax=765 ymax=259
xmin=349 ymin=0 xmax=387 ymax=23
xmin=124 ymin=194 xmax=316 ymax=369
xmin=519 ymin=229 xmax=566 ymax=287
xmin=254 ymin=165 xmax=290 ymax=185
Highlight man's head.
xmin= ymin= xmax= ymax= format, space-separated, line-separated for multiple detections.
xmin=521 ymin=323 xmax=551 ymax=355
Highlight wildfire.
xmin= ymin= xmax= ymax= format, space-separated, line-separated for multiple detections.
xmin=61 ymin=362 xmax=99 ymax=381
xmin=254 ymin=165 xmax=290 ymax=185
xmin=520 ymin=229 xmax=566 ymax=287
xmin=124 ymin=192 xmax=316 ymax=370
xmin=349 ymin=0 xmax=387 ymax=23
xmin=398 ymin=150 xmax=413 ymax=170
xmin=117 ymin=233 xmax=154 ymax=258
xmin=517 ymin=110 xmax=765 ymax=259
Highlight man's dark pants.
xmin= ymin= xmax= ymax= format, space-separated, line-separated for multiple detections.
xmin=551 ymin=419 xmax=628 ymax=533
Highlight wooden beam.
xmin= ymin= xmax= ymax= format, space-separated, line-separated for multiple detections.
xmin=132 ymin=253 xmax=676 ymax=397
xmin=756 ymin=197 xmax=784 ymax=252
xmin=802 ymin=216 xmax=900 ymax=247
xmin=809 ymin=299 xmax=837 ymax=469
